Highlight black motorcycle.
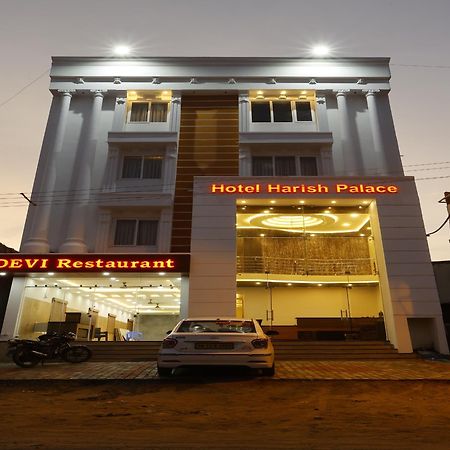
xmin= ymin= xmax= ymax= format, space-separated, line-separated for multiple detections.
xmin=8 ymin=331 xmax=92 ymax=368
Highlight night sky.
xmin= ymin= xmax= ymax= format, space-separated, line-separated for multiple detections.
xmin=0 ymin=0 xmax=449 ymax=260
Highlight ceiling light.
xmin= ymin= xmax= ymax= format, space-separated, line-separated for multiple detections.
xmin=331 ymin=200 xmax=336 ymax=204
xmin=48 ymin=272 xmax=54 ymax=276
xmin=350 ymin=213 xmax=359 ymax=218
xmin=279 ymin=91 xmax=287 ymax=100
xmin=362 ymin=201 xmax=370 ymax=205
xmin=300 ymin=90 xmax=307 ymax=95
xmin=102 ymin=272 xmax=110 ymax=276
xmin=256 ymin=91 xmax=264 ymax=99
xmin=359 ymin=233 xmax=365 ymax=237
xmin=299 ymin=200 xmax=305 ymax=204
xmin=0 ymin=272 xmax=6 ymax=276
xmin=260 ymin=233 xmax=265 ymax=237
xmin=318 ymin=284 xmax=323 ymax=287
xmin=263 ymin=210 xmax=270 ymax=213
xmin=270 ymin=200 xmax=276 ymax=204
xmin=159 ymin=272 xmax=166 ymax=276
xmin=287 ymin=283 xmax=292 ymax=286
xmin=342 ymin=223 xmax=350 ymax=227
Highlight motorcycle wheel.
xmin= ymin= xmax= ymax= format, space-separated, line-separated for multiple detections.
xmin=12 ymin=349 xmax=41 ymax=368
xmin=62 ymin=346 xmax=92 ymax=363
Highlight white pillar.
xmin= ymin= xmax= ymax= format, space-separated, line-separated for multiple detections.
xmin=60 ymin=90 xmax=105 ymax=253
xmin=179 ymin=276 xmax=189 ymax=319
xmin=1 ymin=277 xmax=28 ymax=338
xmin=21 ymin=90 xmax=73 ymax=253
xmin=315 ymin=95 xmax=329 ymax=132
xmin=364 ymin=89 xmax=387 ymax=171
xmin=169 ymin=93 xmax=181 ymax=132
xmin=334 ymin=89 xmax=356 ymax=173
xmin=239 ymin=94 xmax=250 ymax=132
xmin=239 ymin=147 xmax=251 ymax=176
xmin=111 ymin=96 xmax=127 ymax=131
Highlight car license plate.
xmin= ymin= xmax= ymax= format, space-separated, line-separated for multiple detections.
xmin=194 ymin=342 xmax=234 ymax=350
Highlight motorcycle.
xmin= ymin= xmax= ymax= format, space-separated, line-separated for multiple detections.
xmin=8 ymin=331 xmax=92 ymax=368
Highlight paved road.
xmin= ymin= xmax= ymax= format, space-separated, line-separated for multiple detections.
xmin=1 ymin=359 xmax=450 ymax=380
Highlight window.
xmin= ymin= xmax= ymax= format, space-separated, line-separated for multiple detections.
xmin=252 ymin=156 xmax=318 ymax=176
xmin=122 ymin=156 xmax=163 ymax=179
xmin=129 ymin=102 xmax=168 ymax=123
xmin=251 ymin=100 xmax=313 ymax=123
xmin=114 ymin=220 xmax=158 ymax=246
xmin=251 ymin=102 xmax=271 ymax=122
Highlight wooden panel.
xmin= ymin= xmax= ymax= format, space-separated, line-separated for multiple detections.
xmin=171 ymin=94 xmax=239 ymax=253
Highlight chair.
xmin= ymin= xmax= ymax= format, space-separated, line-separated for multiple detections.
xmin=93 ymin=328 xmax=108 ymax=341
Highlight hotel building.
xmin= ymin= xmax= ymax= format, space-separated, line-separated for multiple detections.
xmin=1 ymin=56 xmax=447 ymax=354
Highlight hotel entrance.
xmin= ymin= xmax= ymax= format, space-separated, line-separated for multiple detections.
xmin=236 ymin=199 xmax=386 ymax=341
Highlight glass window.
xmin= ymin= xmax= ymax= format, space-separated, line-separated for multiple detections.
xmin=114 ymin=220 xmax=158 ymax=246
xmin=137 ymin=220 xmax=158 ymax=245
xmin=122 ymin=157 xmax=142 ymax=178
xmin=251 ymin=156 xmax=318 ymax=176
xmin=177 ymin=320 xmax=256 ymax=333
xmin=296 ymin=102 xmax=313 ymax=121
xmin=273 ymin=101 xmax=293 ymax=122
xmin=300 ymin=157 xmax=318 ymax=176
xmin=114 ymin=220 xmax=136 ymax=245
xmin=252 ymin=156 xmax=273 ymax=176
xmin=150 ymin=103 xmax=168 ymax=122
xmin=275 ymin=156 xmax=296 ymax=176
xmin=142 ymin=157 xmax=163 ymax=179
xmin=130 ymin=103 xmax=149 ymax=122
xmin=251 ymin=102 xmax=271 ymax=122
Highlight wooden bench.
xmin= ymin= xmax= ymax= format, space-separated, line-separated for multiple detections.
xmin=296 ymin=317 xmax=385 ymax=341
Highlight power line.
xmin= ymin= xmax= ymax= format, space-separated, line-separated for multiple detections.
xmin=426 ymin=214 xmax=450 ymax=237
xmin=0 ymin=68 xmax=50 ymax=110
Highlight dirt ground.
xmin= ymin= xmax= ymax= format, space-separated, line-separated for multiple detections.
xmin=1 ymin=377 xmax=450 ymax=450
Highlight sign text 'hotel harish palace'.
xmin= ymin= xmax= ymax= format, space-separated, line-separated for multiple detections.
xmin=0 ymin=56 xmax=447 ymax=356
xmin=210 ymin=183 xmax=400 ymax=194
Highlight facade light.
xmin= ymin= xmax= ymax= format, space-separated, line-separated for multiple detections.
xmin=113 ymin=45 xmax=131 ymax=56
xmin=312 ymin=45 xmax=330 ymax=57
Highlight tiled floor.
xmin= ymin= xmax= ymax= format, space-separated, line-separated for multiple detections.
xmin=1 ymin=359 xmax=450 ymax=380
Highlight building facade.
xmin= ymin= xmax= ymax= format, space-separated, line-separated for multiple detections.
xmin=1 ymin=56 xmax=447 ymax=353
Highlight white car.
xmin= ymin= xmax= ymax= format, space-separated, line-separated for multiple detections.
xmin=157 ymin=317 xmax=275 ymax=377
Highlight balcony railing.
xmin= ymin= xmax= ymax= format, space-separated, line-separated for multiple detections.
xmin=236 ymin=256 xmax=377 ymax=276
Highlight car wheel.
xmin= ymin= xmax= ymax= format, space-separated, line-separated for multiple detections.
xmin=261 ymin=364 xmax=275 ymax=377
xmin=157 ymin=366 xmax=173 ymax=377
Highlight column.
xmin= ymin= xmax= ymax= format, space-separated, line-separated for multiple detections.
xmin=365 ymin=89 xmax=390 ymax=172
xmin=60 ymin=90 xmax=105 ymax=253
xmin=334 ymin=89 xmax=359 ymax=174
xmin=111 ymin=95 xmax=127 ymax=131
xmin=21 ymin=90 xmax=74 ymax=253
xmin=169 ymin=92 xmax=181 ymax=132
xmin=239 ymin=147 xmax=251 ymax=176
xmin=238 ymin=94 xmax=250 ymax=132
xmin=315 ymin=95 xmax=329 ymax=132
xmin=164 ymin=144 xmax=178 ymax=193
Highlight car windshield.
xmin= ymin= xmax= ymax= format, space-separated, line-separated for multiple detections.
xmin=177 ymin=320 xmax=256 ymax=333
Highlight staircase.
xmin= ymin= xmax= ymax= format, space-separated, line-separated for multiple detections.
xmin=273 ymin=341 xmax=417 ymax=360
xmin=85 ymin=340 xmax=416 ymax=361
xmin=86 ymin=341 xmax=161 ymax=362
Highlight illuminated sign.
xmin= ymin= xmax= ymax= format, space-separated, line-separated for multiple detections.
xmin=0 ymin=254 xmax=190 ymax=273
xmin=210 ymin=183 xmax=399 ymax=194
